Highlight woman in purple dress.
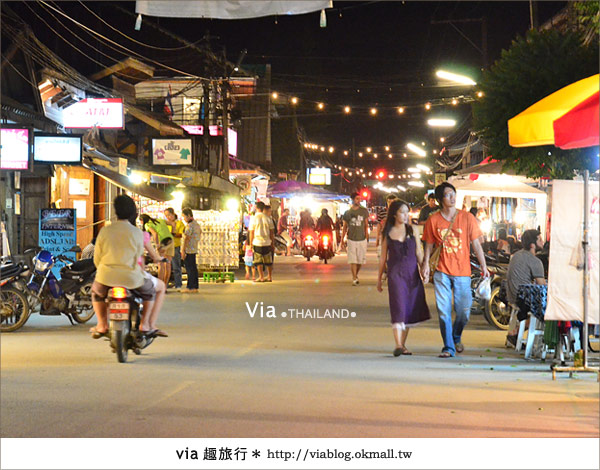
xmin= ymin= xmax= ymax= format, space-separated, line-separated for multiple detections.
xmin=377 ymin=200 xmax=431 ymax=356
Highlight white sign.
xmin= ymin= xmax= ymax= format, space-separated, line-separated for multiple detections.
xmin=34 ymin=134 xmax=82 ymax=163
xmin=228 ymin=128 xmax=237 ymax=156
xmin=152 ymin=139 xmax=193 ymax=165
xmin=118 ymin=157 xmax=128 ymax=176
xmin=307 ymin=167 xmax=331 ymax=185
xmin=63 ymin=98 xmax=124 ymax=129
xmin=69 ymin=178 xmax=90 ymax=196
xmin=0 ymin=128 xmax=30 ymax=170
xmin=72 ymin=200 xmax=87 ymax=219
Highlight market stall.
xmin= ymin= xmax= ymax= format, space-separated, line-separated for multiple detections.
xmin=449 ymin=174 xmax=547 ymax=241
xmin=192 ymin=209 xmax=240 ymax=274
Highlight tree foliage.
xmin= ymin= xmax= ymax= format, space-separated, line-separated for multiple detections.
xmin=472 ymin=29 xmax=598 ymax=179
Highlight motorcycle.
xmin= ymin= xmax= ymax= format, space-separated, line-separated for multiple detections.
xmin=24 ymin=246 xmax=96 ymax=326
xmin=317 ymin=232 xmax=335 ymax=264
xmin=301 ymin=230 xmax=317 ymax=261
xmin=0 ymin=259 xmax=31 ymax=332
xmin=471 ymin=254 xmax=510 ymax=330
xmin=106 ymin=286 xmax=157 ymax=363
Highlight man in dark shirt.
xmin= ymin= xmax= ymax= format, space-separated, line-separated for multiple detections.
xmin=277 ymin=208 xmax=291 ymax=256
xmin=418 ymin=193 xmax=438 ymax=225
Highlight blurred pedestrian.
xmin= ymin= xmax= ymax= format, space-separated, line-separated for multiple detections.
xmin=164 ymin=208 xmax=184 ymax=291
xmin=181 ymin=208 xmax=201 ymax=293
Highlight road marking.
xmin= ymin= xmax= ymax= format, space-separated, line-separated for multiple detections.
xmin=138 ymin=380 xmax=195 ymax=411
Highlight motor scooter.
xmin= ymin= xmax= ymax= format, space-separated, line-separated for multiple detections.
xmin=317 ymin=232 xmax=335 ymax=264
xmin=0 ymin=259 xmax=31 ymax=332
xmin=471 ymin=254 xmax=510 ymax=330
xmin=106 ymin=286 xmax=159 ymax=363
xmin=301 ymin=230 xmax=317 ymax=261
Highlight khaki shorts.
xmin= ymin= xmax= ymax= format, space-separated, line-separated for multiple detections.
xmin=347 ymin=239 xmax=367 ymax=265
xmin=91 ymin=278 xmax=156 ymax=302
xmin=158 ymin=238 xmax=175 ymax=257
xmin=253 ymin=245 xmax=273 ymax=266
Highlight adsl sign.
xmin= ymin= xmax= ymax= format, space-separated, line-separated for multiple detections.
xmin=63 ymin=98 xmax=124 ymax=129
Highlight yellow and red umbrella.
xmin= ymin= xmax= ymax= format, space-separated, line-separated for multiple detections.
xmin=553 ymin=91 xmax=599 ymax=149
xmin=508 ymin=74 xmax=599 ymax=149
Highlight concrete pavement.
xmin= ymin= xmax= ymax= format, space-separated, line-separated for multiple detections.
xmin=1 ymin=245 xmax=598 ymax=438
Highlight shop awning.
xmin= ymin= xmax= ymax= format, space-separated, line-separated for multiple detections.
xmin=84 ymin=161 xmax=172 ymax=202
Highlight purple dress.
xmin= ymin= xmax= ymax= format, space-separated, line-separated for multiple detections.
xmin=386 ymin=236 xmax=431 ymax=326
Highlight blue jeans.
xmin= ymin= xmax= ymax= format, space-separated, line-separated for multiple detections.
xmin=433 ymin=271 xmax=472 ymax=356
xmin=171 ymin=249 xmax=182 ymax=288
xmin=184 ymin=253 xmax=199 ymax=290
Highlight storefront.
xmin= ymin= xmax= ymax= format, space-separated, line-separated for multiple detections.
xmin=450 ymin=174 xmax=548 ymax=241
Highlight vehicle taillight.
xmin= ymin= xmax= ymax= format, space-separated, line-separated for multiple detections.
xmin=322 ymin=235 xmax=329 ymax=246
xmin=110 ymin=287 xmax=127 ymax=299
xmin=306 ymin=236 xmax=313 ymax=241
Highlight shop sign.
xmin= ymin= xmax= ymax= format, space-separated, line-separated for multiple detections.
xmin=434 ymin=173 xmax=447 ymax=186
xmin=34 ymin=134 xmax=82 ymax=164
xmin=63 ymin=98 xmax=124 ymax=129
xmin=39 ymin=209 xmax=77 ymax=279
xmin=0 ymin=128 xmax=30 ymax=170
xmin=181 ymin=125 xmax=223 ymax=136
xmin=307 ymin=167 xmax=331 ymax=185
xmin=152 ymin=138 xmax=193 ymax=165
xmin=236 ymin=175 xmax=252 ymax=196
xmin=118 ymin=158 xmax=128 ymax=176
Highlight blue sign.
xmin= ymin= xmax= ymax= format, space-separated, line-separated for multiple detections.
xmin=39 ymin=209 xmax=77 ymax=279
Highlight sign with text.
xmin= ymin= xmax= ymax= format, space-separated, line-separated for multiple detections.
xmin=63 ymin=98 xmax=124 ymax=129
xmin=0 ymin=128 xmax=30 ymax=170
xmin=152 ymin=138 xmax=193 ymax=165
xmin=307 ymin=167 xmax=331 ymax=185
xmin=34 ymin=134 xmax=82 ymax=164
xmin=39 ymin=209 xmax=77 ymax=279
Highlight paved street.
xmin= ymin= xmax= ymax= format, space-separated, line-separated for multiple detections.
xmin=1 ymin=245 xmax=598 ymax=438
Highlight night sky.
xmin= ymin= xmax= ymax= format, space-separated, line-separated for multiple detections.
xmin=3 ymin=1 xmax=567 ymax=173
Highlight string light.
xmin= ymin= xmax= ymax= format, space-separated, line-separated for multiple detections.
xmin=452 ymin=98 xmax=458 ymax=105
xmin=358 ymin=152 xmax=363 ymax=157
xmin=328 ymin=146 xmax=334 ymax=153
xmin=317 ymin=102 xmax=324 ymax=110
xmin=344 ymin=106 xmax=351 ymax=113
xmin=440 ymin=137 xmax=445 ymax=142
xmin=477 ymin=91 xmax=484 ymax=98
xmin=397 ymin=107 xmax=405 ymax=114
xmin=384 ymin=146 xmax=390 ymax=151
xmin=388 ymin=154 xmax=393 ymax=159
xmin=291 ymin=97 xmax=298 ymax=104
xmin=271 ymin=92 xmax=278 ymax=99
xmin=425 ymin=102 xmax=431 ymax=110
xmin=370 ymin=107 xmax=377 ymax=115
xmin=343 ymin=150 xmax=348 ymax=156
xmin=366 ymin=147 xmax=372 ymax=153
xmin=373 ymin=153 xmax=378 ymax=158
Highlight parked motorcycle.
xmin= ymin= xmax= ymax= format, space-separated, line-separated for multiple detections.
xmin=24 ymin=246 xmax=96 ymax=326
xmin=471 ymin=254 xmax=510 ymax=330
xmin=106 ymin=286 xmax=157 ymax=363
xmin=317 ymin=232 xmax=334 ymax=264
xmin=0 ymin=260 xmax=31 ymax=332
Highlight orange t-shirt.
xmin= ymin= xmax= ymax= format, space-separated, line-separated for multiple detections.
xmin=423 ymin=209 xmax=482 ymax=277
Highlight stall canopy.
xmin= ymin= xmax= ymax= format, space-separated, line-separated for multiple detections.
xmin=84 ymin=161 xmax=172 ymax=202
xmin=508 ymin=74 xmax=599 ymax=148
xmin=450 ymin=174 xmax=547 ymax=240
xmin=267 ymin=180 xmax=349 ymax=200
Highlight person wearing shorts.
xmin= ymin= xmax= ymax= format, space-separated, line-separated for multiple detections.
xmin=90 ymin=195 xmax=156 ymax=338
xmin=341 ymin=192 xmax=370 ymax=286
xmin=249 ymin=201 xmax=275 ymax=282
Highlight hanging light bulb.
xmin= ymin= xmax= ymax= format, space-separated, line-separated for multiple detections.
xmin=452 ymin=98 xmax=458 ymax=105
xmin=366 ymin=147 xmax=372 ymax=153
xmin=317 ymin=102 xmax=325 ymax=110
xmin=358 ymin=152 xmax=363 ymax=157
xmin=370 ymin=107 xmax=377 ymax=115
xmin=344 ymin=106 xmax=351 ymax=113
xmin=271 ymin=92 xmax=278 ymax=99
xmin=373 ymin=153 xmax=378 ymax=159
xmin=385 ymin=146 xmax=390 ymax=151
xmin=291 ymin=97 xmax=299 ymax=104
xmin=425 ymin=102 xmax=431 ymax=110
xmin=388 ymin=154 xmax=393 ymax=159
xmin=320 ymin=9 xmax=327 ymax=28
xmin=397 ymin=106 xmax=405 ymax=114
xmin=343 ymin=150 xmax=349 ymax=156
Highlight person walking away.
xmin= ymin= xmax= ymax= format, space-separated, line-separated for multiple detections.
xmin=90 ymin=195 xmax=156 ymax=338
xmin=277 ymin=208 xmax=292 ymax=256
xmin=505 ymin=229 xmax=546 ymax=348
xmin=341 ymin=192 xmax=370 ymax=286
xmin=264 ymin=205 xmax=276 ymax=281
xmin=377 ymin=200 xmax=430 ymax=356
xmin=248 ymin=201 xmax=274 ymax=282
xmin=140 ymin=214 xmax=174 ymax=288
xmin=421 ymin=182 xmax=490 ymax=358
xmin=180 ymin=208 xmax=201 ymax=293
xmin=164 ymin=208 xmax=184 ymax=291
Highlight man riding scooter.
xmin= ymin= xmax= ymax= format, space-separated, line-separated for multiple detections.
xmin=299 ymin=209 xmax=318 ymax=260
xmin=316 ymin=208 xmax=335 ymax=261
xmin=90 ymin=195 xmax=156 ymax=339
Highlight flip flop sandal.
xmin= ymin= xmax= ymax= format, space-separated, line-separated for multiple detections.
xmin=438 ymin=351 xmax=453 ymax=358
xmin=90 ymin=327 xmax=108 ymax=339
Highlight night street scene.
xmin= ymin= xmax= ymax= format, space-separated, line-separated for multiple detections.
xmin=0 ymin=1 xmax=599 ymax=469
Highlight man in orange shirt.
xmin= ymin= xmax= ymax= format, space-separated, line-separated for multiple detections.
xmin=421 ymin=182 xmax=490 ymax=358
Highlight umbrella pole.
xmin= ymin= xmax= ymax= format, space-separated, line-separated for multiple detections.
xmin=583 ymin=169 xmax=589 ymax=368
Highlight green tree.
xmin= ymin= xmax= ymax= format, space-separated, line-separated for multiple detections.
xmin=472 ymin=29 xmax=598 ymax=179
